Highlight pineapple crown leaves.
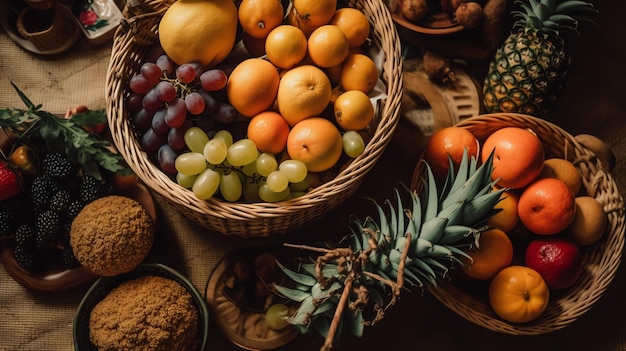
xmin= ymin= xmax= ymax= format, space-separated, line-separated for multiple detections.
xmin=273 ymin=149 xmax=503 ymax=350
xmin=0 ymin=82 xmax=127 ymax=180
xmin=512 ymin=0 xmax=598 ymax=35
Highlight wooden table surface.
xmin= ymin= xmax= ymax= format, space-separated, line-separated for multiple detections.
xmin=1 ymin=1 xmax=626 ymax=350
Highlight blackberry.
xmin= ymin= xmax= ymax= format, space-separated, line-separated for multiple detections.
xmin=79 ymin=175 xmax=103 ymax=204
xmin=0 ymin=206 xmax=12 ymax=238
xmin=29 ymin=176 xmax=55 ymax=211
xmin=42 ymin=153 xmax=73 ymax=182
xmin=14 ymin=224 xmax=36 ymax=248
xmin=65 ymin=199 xmax=85 ymax=221
xmin=49 ymin=189 xmax=71 ymax=213
xmin=35 ymin=210 xmax=60 ymax=249
xmin=13 ymin=245 xmax=36 ymax=271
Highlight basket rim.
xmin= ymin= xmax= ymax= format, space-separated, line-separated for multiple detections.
xmin=105 ymin=0 xmax=404 ymax=235
xmin=419 ymin=112 xmax=626 ymax=335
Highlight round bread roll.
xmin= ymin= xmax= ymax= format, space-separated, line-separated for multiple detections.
xmin=70 ymin=195 xmax=154 ymax=276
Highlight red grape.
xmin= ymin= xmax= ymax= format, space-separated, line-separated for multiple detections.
xmin=155 ymin=54 xmax=175 ymax=76
xmin=176 ymin=63 xmax=197 ymax=84
xmin=158 ymin=144 xmax=178 ymax=174
xmin=131 ymin=108 xmax=155 ymax=133
xmin=129 ymin=74 xmax=153 ymax=94
xmin=155 ymin=81 xmax=177 ymax=102
xmin=168 ymin=120 xmax=192 ymax=150
xmin=142 ymin=88 xmax=164 ymax=112
xmin=151 ymin=109 xmax=170 ymax=136
xmin=165 ymin=98 xmax=187 ymax=128
xmin=200 ymin=69 xmax=228 ymax=91
xmin=184 ymin=91 xmax=206 ymax=115
xmin=140 ymin=62 xmax=163 ymax=86
xmin=140 ymin=128 xmax=166 ymax=155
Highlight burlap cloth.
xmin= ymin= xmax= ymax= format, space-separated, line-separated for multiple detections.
xmin=2 ymin=3 xmax=626 ymax=350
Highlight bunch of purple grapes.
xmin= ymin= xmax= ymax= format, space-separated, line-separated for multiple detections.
xmin=125 ymin=48 xmax=240 ymax=175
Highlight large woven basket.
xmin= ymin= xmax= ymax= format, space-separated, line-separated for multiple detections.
xmin=411 ymin=113 xmax=625 ymax=335
xmin=106 ymin=0 xmax=403 ymax=237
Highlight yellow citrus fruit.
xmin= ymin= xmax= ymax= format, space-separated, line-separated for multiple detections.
xmin=307 ymin=25 xmax=350 ymax=68
xmin=287 ymin=117 xmax=343 ymax=172
xmin=340 ymin=53 xmax=378 ymax=94
xmin=487 ymin=189 xmax=520 ymax=233
xmin=461 ymin=228 xmax=514 ymax=280
xmin=287 ymin=0 xmax=337 ymax=31
xmin=333 ymin=90 xmax=374 ymax=131
xmin=329 ymin=7 xmax=370 ymax=48
xmin=238 ymin=0 xmax=284 ymax=39
xmin=265 ymin=25 xmax=308 ymax=69
xmin=247 ymin=111 xmax=291 ymax=155
xmin=488 ymin=265 xmax=549 ymax=323
xmin=227 ymin=58 xmax=280 ymax=118
xmin=158 ymin=0 xmax=238 ymax=66
xmin=537 ymin=158 xmax=582 ymax=196
xmin=277 ymin=65 xmax=332 ymax=126
xmin=564 ymin=196 xmax=608 ymax=246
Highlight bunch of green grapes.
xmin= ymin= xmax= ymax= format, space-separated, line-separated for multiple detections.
xmin=174 ymin=127 xmax=311 ymax=202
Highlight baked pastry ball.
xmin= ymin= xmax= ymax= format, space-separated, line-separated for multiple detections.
xmin=70 ymin=195 xmax=154 ymax=276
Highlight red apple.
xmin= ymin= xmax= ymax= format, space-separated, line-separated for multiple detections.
xmin=525 ymin=237 xmax=582 ymax=290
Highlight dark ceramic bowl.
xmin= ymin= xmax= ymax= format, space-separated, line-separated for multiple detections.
xmin=73 ymin=263 xmax=209 ymax=351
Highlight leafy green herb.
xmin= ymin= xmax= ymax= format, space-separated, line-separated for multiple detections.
xmin=0 ymin=82 xmax=127 ymax=180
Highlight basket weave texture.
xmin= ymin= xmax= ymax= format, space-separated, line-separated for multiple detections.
xmin=411 ymin=113 xmax=625 ymax=335
xmin=106 ymin=0 xmax=403 ymax=237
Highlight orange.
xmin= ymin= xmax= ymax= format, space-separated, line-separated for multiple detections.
xmin=158 ymin=0 xmax=238 ymax=66
xmin=287 ymin=117 xmax=343 ymax=172
xmin=340 ymin=53 xmax=379 ymax=94
xmin=238 ymin=0 xmax=284 ymax=39
xmin=287 ymin=0 xmax=337 ymax=32
xmin=564 ymin=196 xmax=608 ymax=246
xmin=265 ymin=25 xmax=308 ymax=69
xmin=227 ymin=58 xmax=280 ymax=118
xmin=241 ymin=31 xmax=267 ymax=57
xmin=247 ymin=111 xmax=291 ymax=155
xmin=461 ymin=229 xmax=514 ymax=280
xmin=537 ymin=158 xmax=582 ymax=196
xmin=333 ymin=90 xmax=374 ymax=131
xmin=518 ymin=178 xmax=577 ymax=235
xmin=423 ymin=126 xmax=479 ymax=180
xmin=488 ymin=265 xmax=550 ymax=323
xmin=487 ymin=189 xmax=520 ymax=233
xmin=307 ymin=25 xmax=350 ymax=68
xmin=277 ymin=65 xmax=332 ymax=126
xmin=481 ymin=127 xmax=545 ymax=189
xmin=329 ymin=7 xmax=370 ymax=48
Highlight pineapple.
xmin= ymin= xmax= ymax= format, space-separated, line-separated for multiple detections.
xmin=482 ymin=0 xmax=597 ymax=118
xmin=273 ymin=150 xmax=504 ymax=350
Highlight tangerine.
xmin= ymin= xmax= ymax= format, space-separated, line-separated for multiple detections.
xmin=423 ymin=126 xmax=479 ymax=180
xmin=333 ymin=90 xmax=374 ymax=131
xmin=287 ymin=0 xmax=337 ymax=31
xmin=487 ymin=189 xmax=520 ymax=233
xmin=247 ymin=111 xmax=291 ymax=155
xmin=488 ymin=265 xmax=550 ymax=323
xmin=227 ymin=58 xmax=280 ymax=118
xmin=238 ymin=0 xmax=284 ymax=39
xmin=277 ymin=65 xmax=332 ymax=126
xmin=158 ymin=0 xmax=238 ymax=66
xmin=461 ymin=228 xmax=514 ymax=280
xmin=481 ymin=127 xmax=545 ymax=189
xmin=329 ymin=7 xmax=370 ymax=48
xmin=518 ymin=177 xmax=576 ymax=235
xmin=307 ymin=25 xmax=350 ymax=68
xmin=265 ymin=25 xmax=308 ymax=69
xmin=287 ymin=117 xmax=343 ymax=172
xmin=339 ymin=53 xmax=379 ymax=94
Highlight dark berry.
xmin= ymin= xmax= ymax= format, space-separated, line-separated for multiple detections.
xmin=29 ymin=176 xmax=55 ymax=211
xmin=0 ymin=207 xmax=12 ymax=237
xmin=35 ymin=210 xmax=60 ymax=249
xmin=50 ymin=189 xmax=71 ymax=213
xmin=13 ymin=245 xmax=36 ymax=271
xmin=14 ymin=224 xmax=36 ymax=247
xmin=42 ymin=153 xmax=73 ymax=182
xmin=65 ymin=199 xmax=85 ymax=221
xmin=79 ymin=175 xmax=103 ymax=204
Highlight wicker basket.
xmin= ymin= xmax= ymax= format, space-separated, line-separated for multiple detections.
xmin=411 ymin=113 xmax=625 ymax=335
xmin=106 ymin=0 xmax=403 ymax=237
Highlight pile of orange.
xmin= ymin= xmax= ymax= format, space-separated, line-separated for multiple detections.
xmin=226 ymin=0 xmax=379 ymax=174
xmin=423 ymin=125 xmax=609 ymax=324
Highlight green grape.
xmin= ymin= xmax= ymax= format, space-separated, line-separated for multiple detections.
xmin=288 ymin=191 xmax=307 ymax=199
xmin=342 ymin=130 xmax=365 ymax=158
xmin=184 ymin=126 xmax=210 ymax=153
xmin=266 ymin=170 xmax=289 ymax=193
xmin=241 ymin=161 xmax=258 ymax=177
xmin=289 ymin=173 xmax=312 ymax=192
xmin=176 ymin=172 xmax=198 ymax=188
xmin=243 ymin=180 xmax=262 ymax=203
xmin=192 ymin=168 xmax=220 ymax=200
xmin=227 ymin=139 xmax=259 ymax=167
xmin=265 ymin=303 xmax=291 ymax=331
xmin=203 ymin=138 xmax=228 ymax=165
xmin=213 ymin=129 xmax=234 ymax=147
xmin=175 ymin=152 xmax=207 ymax=175
xmin=258 ymin=182 xmax=290 ymax=202
xmin=256 ymin=152 xmax=278 ymax=177
xmin=278 ymin=159 xmax=308 ymax=183
xmin=219 ymin=171 xmax=243 ymax=202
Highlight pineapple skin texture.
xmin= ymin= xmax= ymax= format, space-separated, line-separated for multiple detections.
xmin=482 ymin=28 xmax=570 ymax=118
